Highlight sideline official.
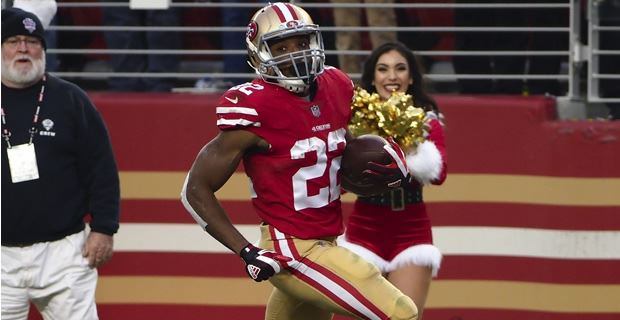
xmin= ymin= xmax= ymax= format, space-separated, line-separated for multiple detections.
xmin=1 ymin=7 xmax=120 ymax=320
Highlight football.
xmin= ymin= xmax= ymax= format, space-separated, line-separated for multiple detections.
xmin=340 ymin=134 xmax=392 ymax=196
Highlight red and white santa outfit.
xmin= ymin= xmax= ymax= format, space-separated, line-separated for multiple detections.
xmin=339 ymin=112 xmax=447 ymax=276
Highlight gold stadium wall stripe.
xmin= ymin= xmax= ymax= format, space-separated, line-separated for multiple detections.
xmin=425 ymin=174 xmax=620 ymax=206
xmin=121 ymin=171 xmax=186 ymax=200
xmin=96 ymin=276 xmax=620 ymax=313
xmin=113 ymin=223 xmax=620 ymax=259
xmin=120 ymin=171 xmax=620 ymax=206
xmin=427 ymin=280 xmax=620 ymax=313
xmin=97 ymin=276 xmax=271 ymax=305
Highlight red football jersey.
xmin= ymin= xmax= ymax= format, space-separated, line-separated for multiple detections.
xmin=216 ymin=67 xmax=354 ymax=239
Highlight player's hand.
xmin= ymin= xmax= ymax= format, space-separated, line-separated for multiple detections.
xmin=363 ymin=137 xmax=410 ymax=188
xmin=239 ymin=244 xmax=292 ymax=282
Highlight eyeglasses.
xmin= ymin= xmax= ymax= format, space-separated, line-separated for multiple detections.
xmin=3 ymin=37 xmax=42 ymax=49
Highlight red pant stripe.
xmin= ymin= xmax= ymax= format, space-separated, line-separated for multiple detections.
xmin=270 ymin=227 xmax=388 ymax=320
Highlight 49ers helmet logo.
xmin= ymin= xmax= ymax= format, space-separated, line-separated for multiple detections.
xmin=286 ymin=20 xmax=300 ymax=28
xmin=247 ymin=21 xmax=258 ymax=41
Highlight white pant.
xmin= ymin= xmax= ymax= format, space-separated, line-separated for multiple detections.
xmin=2 ymin=230 xmax=99 ymax=320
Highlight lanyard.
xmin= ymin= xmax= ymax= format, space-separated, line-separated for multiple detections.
xmin=1 ymin=75 xmax=46 ymax=148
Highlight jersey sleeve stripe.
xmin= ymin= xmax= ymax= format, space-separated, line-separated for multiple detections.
xmin=216 ymin=118 xmax=261 ymax=127
xmin=216 ymin=106 xmax=258 ymax=116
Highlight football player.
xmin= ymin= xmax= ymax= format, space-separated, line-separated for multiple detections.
xmin=181 ymin=3 xmax=416 ymax=319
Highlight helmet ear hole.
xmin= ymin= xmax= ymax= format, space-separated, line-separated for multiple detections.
xmin=247 ymin=50 xmax=259 ymax=69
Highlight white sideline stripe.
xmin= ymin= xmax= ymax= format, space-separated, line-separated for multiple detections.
xmin=216 ymin=106 xmax=258 ymax=115
xmin=115 ymin=223 xmax=260 ymax=253
xmin=113 ymin=224 xmax=620 ymax=260
xmin=434 ymin=227 xmax=620 ymax=260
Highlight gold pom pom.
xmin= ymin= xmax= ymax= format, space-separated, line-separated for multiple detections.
xmin=349 ymin=87 xmax=427 ymax=150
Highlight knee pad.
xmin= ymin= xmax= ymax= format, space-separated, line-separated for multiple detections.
xmin=390 ymin=295 xmax=418 ymax=320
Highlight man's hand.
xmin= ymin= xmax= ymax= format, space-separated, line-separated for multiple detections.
xmin=239 ymin=244 xmax=292 ymax=282
xmin=83 ymin=231 xmax=114 ymax=268
xmin=363 ymin=137 xmax=411 ymax=188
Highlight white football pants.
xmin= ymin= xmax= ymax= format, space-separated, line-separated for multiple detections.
xmin=1 ymin=230 xmax=99 ymax=320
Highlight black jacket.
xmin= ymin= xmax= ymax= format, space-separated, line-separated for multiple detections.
xmin=1 ymin=74 xmax=120 ymax=245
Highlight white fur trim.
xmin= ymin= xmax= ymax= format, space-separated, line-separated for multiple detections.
xmin=406 ymin=140 xmax=442 ymax=185
xmin=338 ymin=236 xmax=442 ymax=277
xmin=389 ymin=244 xmax=442 ymax=277
xmin=337 ymin=236 xmax=390 ymax=273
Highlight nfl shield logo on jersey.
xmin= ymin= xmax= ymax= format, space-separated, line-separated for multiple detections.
xmin=310 ymin=105 xmax=321 ymax=117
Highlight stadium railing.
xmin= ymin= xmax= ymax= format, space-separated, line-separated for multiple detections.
xmin=47 ymin=1 xmax=617 ymax=104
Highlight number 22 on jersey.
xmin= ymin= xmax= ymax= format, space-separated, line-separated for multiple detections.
xmin=291 ymin=128 xmax=346 ymax=211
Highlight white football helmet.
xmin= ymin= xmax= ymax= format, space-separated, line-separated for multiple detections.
xmin=246 ymin=2 xmax=325 ymax=94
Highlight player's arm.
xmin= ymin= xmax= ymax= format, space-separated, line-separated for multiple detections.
xmin=181 ymin=130 xmax=291 ymax=281
xmin=182 ymin=129 xmax=260 ymax=254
